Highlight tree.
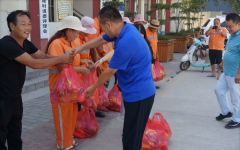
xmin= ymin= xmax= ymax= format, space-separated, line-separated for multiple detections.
xmin=213 ymin=0 xmax=240 ymax=14
xmin=103 ymin=1 xmax=124 ymax=9
xmin=182 ymin=0 xmax=208 ymax=29
xmin=169 ymin=2 xmax=186 ymax=33
xmin=146 ymin=1 xmax=171 ymax=32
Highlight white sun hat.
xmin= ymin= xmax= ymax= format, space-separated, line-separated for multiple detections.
xmin=58 ymin=16 xmax=86 ymax=31
xmin=81 ymin=16 xmax=97 ymax=34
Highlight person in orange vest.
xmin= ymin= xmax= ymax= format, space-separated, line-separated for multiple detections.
xmin=205 ymin=18 xmax=227 ymax=79
xmin=46 ymin=16 xmax=88 ymax=150
xmin=76 ymin=16 xmax=106 ymax=117
xmin=146 ymin=19 xmax=160 ymax=89
xmin=87 ymin=17 xmax=101 ymax=41
xmin=133 ymin=14 xmax=147 ymax=25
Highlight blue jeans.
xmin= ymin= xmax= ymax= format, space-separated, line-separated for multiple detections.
xmin=215 ymin=73 xmax=240 ymax=123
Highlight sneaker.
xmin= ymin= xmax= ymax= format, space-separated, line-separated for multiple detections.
xmin=155 ymin=86 xmax=160 ymax=89
xmin=72 ymin=140 xmax=78 ymax=147
xmin=57 ymin=145 xmax=75 ymax=150
xmin=216 ymin=112 xmax=232 ymax=121
xmin=225 ymin=120 xmax=240 ymax=129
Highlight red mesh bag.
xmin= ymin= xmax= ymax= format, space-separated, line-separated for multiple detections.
xmin=97 ymin=84 xmax=110 ymax=108
xmin=107 ymin=84 xmax=122 ymax=112
xmin=80 ymin=69 xmax=99 ymax=109
xmin=141 ymin=113 xmax=172 ymax=150
xmin=152 ymin=60 xmax=165 ymax=82
xmin=50 ymin=64 xmax=87 ymax=104
xmin=74 ymin=107 xmax=99 ymax=139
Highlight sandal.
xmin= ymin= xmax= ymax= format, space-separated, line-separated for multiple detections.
xmin=206 ymin=74 xmax=216 ymax=77
xmin=95 ymin=110 xmax=106 ymax=118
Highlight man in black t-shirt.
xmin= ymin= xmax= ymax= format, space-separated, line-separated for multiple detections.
xmin=0 ymin=10 xmax=74 ymax=150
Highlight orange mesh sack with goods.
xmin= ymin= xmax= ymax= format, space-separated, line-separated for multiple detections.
xmin=80 ymin=69 xmax=99 ymax=109
xmin=97 ymin=84 xmax=110 ymax=108
xmin=50 ymin=64 xmax=87 ymax=104
xmin=141 ymin=113 xmax=172 ymax=150
xmin=152 ymin=60 xmax=165 ymax=82
xmin=107 ymin=84 xmax=122 ymax=112
xmin=74 ymin=107 xmax=99 ymax=139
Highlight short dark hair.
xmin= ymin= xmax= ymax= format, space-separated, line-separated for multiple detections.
xmin=226 ymin=13 xmax=240 ymax=24
xmin=98 ymin=5 xmax=122 ymax=24
xmin=7 ymin=10 xmax=31 ymax=32
xmin=214 ymin=18 xmax=220 ymax=22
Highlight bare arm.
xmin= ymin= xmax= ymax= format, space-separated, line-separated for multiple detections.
xmin=15 ymin=52 xmax=73 ymax=69
xmin=94 ymin=50 xmax=114 ymax=67
xmin=219 ymin=28 xmax=227 ymax=37
xmin=31 ymin=50 xmax=57 ymax=59
xmin=205 ymin=25 xmax=213 ymax=37
xmin=235 ymin=60 xmax=240 ymax=84
xmin=90 ymin=48 xmax=100 ymax=63
xmin=74 ymin=36 xmax=108 ymax=54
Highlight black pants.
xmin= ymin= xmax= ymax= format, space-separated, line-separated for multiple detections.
xmin=0 ymin=96 xmax=23 ymax=150
xmin=122 ymin=94 xmax=155 ymax=150
xmin=209 ymin=49 xmax=222 ymax=65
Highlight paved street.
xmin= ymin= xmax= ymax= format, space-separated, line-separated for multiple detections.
xmin=21 ymin=54 xmax=240 ymax=150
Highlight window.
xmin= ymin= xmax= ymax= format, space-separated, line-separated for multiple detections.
xmin=221 ymin=21 xmax=226 ymax=27
xmin=202 ymin=19 xmax=210 ymax=27
xmin=48 ymin=0 xmax=54 ymax=22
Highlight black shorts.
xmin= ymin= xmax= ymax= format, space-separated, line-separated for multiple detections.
xmin=209 ymin=50 xmax=222 ymax=65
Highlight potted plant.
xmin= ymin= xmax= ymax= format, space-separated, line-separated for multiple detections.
xmin=157 ymin=35 xmax=176 ymax=62
xmin=103 ymin=1 xmax=124 ymax=9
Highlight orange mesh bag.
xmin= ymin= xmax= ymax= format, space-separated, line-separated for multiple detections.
xmin=141 ymin=113 xmax=172 ymax=150
xmin=50 ymin=64 xmax=87 ymax=104
xmin=80 ymin=69 xmax=99 ymax=109
xmin=107 ymin=84 xmax=122 ymax=112
xmin=74 ymin=107 xmax=99 ymax=139
xmin=152 ymin=60 xmax=165 ymax=82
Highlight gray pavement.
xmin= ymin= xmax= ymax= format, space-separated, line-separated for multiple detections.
xmin=21 ymin=53 xmax=240 ymax=150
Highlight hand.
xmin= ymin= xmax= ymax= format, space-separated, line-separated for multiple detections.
xmin=79 ymin=67 xmax=90 ymax=76
xmin=73 ymin=46 xmax=83 ymax=55
xmin=209 ymin=25 xmax=213 ymax=30
xmin=218 ymin=62 xmax=223 ymax=71
xmin=69 ymin=48 xmax=76 ymax=57
xmin=235 ymin=73 xmax=240 ymax=84
xmin=83 ymin=85 xmax=96 ymax=99
xmin=60 ymin=54 xmax=74 ymax=64
xmin=95 ymin=58 xmax=104 ymax=67
xmin=156 ymin=54 xmax=159 ymax=60
xmin=85 ymin=60 xmax=94 ymax=68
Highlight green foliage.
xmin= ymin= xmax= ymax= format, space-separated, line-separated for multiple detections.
xmin=151 ymin=3 xmax=171 ymax=10
xmin=103 ymin=1 xmax=124 ymax=9
xmin=124 ymin=11 xmax=137 ymax=18
xmin=213 ymin=0 xmax=240 ymax=14
xmin=145 ymin=10 xmax=153 ymax=16
xmin=158 ymin=19 xmax=168 ymax=26
xmin=158 ymin=35 xmax=173 ymax=40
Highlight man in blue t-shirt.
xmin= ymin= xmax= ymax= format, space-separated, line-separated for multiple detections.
xmin=74 ymin=5 xmax=155 ymax=150
xmin=215 ymin=13 xmax=240 ymax=129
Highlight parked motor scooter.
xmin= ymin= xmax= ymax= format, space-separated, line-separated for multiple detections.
xmin=179 ymin=30 xmax=211 ymax=72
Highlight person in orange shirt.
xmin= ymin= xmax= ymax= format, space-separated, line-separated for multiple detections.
xmin=146 ymin=20 xmax=160 ymax=89
xmin=46 ymin=16 xmax=91 ymax=150
xmin=205 ymin=18 xmax=227 ymax=79
xmin=76 ymin=16 xmax=106 ymax=117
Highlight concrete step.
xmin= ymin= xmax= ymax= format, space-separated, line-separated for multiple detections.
xmin=22 ymin=75 xmax=49 ymax=94
xmin=26 ymin=67 xmax=48 ymax=80
xmin=22 ymin=86 xmax=50 ymax=103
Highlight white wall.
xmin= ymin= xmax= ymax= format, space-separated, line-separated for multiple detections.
xmin=49 ymin=22 xmax=62 ymax=38
xmin=0 ymin=0 xmax=27 ymax=38
xmin=73 ymin=0 xmax=93 ymax=17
